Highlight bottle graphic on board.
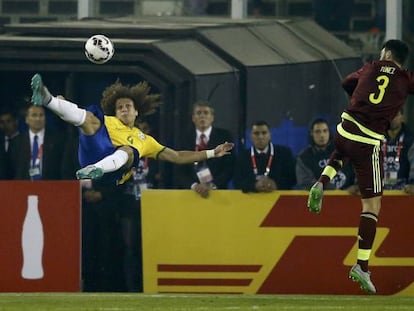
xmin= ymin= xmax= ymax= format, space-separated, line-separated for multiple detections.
xmin=21 ymin=195 xmax=44 ymax=279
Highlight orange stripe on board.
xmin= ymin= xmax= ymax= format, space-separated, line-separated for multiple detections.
xmin=157 ymin=264 xmax=261 ymax=272
xmin=158 ymin=278 xmax=252 ymax=286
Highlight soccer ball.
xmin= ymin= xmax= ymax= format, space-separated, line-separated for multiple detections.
xmin=84 ymin=34 xmax=114 ymax=64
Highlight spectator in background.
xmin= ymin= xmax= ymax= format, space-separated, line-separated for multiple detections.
xmin=81 ymin=179 xmax=126 ymax=292
xmin=382 ymin=109 xmax=414 ymax=190
xmin=59 ymin=127 xmax=121 ymax=291
xmin=174 ymin=101 xmax=235 ymax=198
xmin=0 ymin=144 xmax=7 ymax=179
xmin=296 ymin=118 xmax=355 ymax=190
xmin=134 ymin=119 xmax=161 ymax=189
xmin=0 ymin=108 xmax=19 ymax=153
xmin=61 ymin=126 xmax=81 ymax=180
xmin=183 ymin=0 xmax=208 ymax=16
xmin=58 ymin=128 xmax=119 ymax=291
xmin=0 ymin=108 xmax=20 ymax=179
xmin=234 ymin=120 xmax=296 ymax=192
xmin=8 ymin=104 xmax=65 ymax=180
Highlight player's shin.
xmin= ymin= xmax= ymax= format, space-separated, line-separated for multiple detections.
xmin=357 ymin=212 xmax=378 ymax=271
xmin=47 ymin=96 xmax=87 ymax=126
xmin=318 ymin=165 xmax=337 ymax=187
xmin=93 ymin=149 xmax=129 ymax=173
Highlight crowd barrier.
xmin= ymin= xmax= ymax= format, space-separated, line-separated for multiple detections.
xmin=1 ymin=183 xmax=413 ymax=295
xmin=0 ymin=181 xmax=81 ymax=292
xmin=142 ymin=190 xmax=414 ymax=296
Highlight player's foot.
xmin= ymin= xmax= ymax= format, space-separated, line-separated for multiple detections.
xmin=31 ymin=73 xmax=52 ymax=106
xmin=349 ymin=264 xmax=376 ymax=294
xmin=307 ymin=181 xmax=323 ymax=214
xmin=76 ymin=165 xmax=104 ymax=180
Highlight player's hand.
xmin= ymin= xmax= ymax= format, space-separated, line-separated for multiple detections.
xmin=255 ymin=177 xmax=276 ymax=192
xmin=214 ymin=142 xmax=234 ymax=157
xmin=193 ymin=183 xmax=211 ymax=198
xmin=265 ymin=178 xmax=277 ymax=191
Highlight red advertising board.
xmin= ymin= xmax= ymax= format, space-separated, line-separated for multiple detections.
xmin=0 ymin=181 xmax=81 ymax=292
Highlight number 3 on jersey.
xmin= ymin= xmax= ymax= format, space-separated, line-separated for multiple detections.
xmin=369 ymin=75 xmax=389 ymax=104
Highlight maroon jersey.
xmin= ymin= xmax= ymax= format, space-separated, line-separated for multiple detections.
xmin=342 ymin=60 xmax=414 ymax=134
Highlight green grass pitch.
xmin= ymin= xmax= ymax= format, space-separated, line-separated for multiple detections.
xmin=0 ymin=293 xmax=414 ymax=310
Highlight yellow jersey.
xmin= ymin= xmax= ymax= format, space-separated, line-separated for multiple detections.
xmin=104 ymin=116 xmax=165 ymax=159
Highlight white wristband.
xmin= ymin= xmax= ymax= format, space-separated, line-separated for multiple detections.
xmin=206 ymin=149 xmax=215 ymax=159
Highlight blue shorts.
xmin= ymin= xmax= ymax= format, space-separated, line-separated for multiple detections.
xmin=78 ymin=105 xmax=140 ymax=185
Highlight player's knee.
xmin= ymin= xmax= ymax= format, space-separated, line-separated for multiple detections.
xmin=118 ymin=146 xmax=135 ymax=166
xmin=332 ymin=159 xmax=343 ymax=170
xmin=80 ymin=112 xmax=100 ymax=134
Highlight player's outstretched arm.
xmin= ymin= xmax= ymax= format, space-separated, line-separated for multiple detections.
xmin=159 ymin=142 xmax=234 ymax=164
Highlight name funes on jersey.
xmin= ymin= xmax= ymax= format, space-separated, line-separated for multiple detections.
xmin=380 ymin=66 xmax=396 ymax=75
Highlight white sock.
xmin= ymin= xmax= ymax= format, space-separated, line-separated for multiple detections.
xmin=47 ymin=96 xmax=87 ymax=126
xmin=93 ymin=149 xmax=129 ymax=173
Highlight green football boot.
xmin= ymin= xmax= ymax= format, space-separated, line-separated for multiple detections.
xmin=349 ymin=264 xmax=377 ymax=294
xmin=307 ymin=181 xmax=323 ymax=214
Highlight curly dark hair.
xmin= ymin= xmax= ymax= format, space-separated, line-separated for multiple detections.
xmin=100 ymin=80 xmax=161 ymax=116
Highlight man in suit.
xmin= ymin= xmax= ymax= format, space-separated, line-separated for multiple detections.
xmin=0 ymin=108 xmax=19 ymax=153
xmin=0 ymin=108 xmax=19 ymax=179
xmin=8 ymin=104 xmax=65 ymax=180
xmin=174 ymin=101 xmax=235 ymax=198
xmin=0 ymin=142 xmax=7 ymax=179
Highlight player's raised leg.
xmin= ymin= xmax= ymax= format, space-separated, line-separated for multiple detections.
xmin=307 ymin=181 xmax=324 ymax=214
xmin=31 ymin=73 xmax=52 ymax=106
xmin=307 ymin=156 xmax=343 ymax=214
xmin=76 ymin=148 xmax=132 ymax=180
xmin=348 ymin=196 xmax=380 ymax=294
xmin=76 ymin=165 xmax=104 ymax=180
xmin=31 ymin=73 xmax=86 ymax=126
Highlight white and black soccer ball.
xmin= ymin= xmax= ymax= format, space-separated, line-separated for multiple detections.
xmin=84 ymin=34 xmax=114 ymax=64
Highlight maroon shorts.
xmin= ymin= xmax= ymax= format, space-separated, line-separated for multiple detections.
xmin=331 ymin=120 xmax=383 ymax=199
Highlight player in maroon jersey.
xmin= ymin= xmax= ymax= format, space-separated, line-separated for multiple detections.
xmin=307 ymin=39 xmax=414 ymax=293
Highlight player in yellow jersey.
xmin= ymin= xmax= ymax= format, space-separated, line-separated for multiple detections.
xmin=31 ymin=74 xmax=234 ymax=184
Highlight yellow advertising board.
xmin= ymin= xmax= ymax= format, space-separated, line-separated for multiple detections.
xmin=141 ymin=190 xmax=414 ymax=295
